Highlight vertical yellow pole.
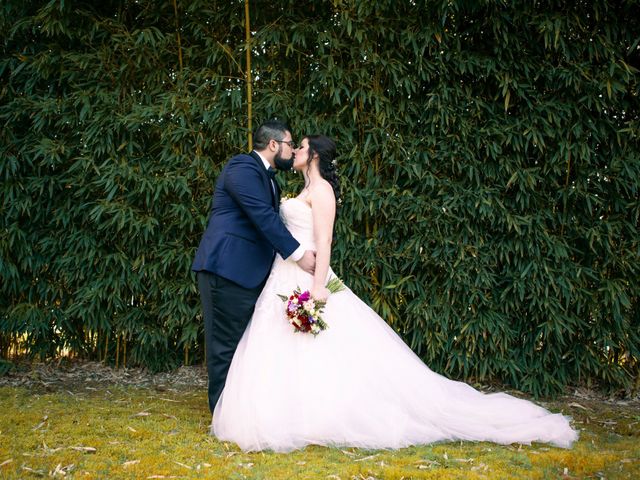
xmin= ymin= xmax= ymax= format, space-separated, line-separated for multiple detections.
xmin=245 ymin=0 xmax=253 ymax=150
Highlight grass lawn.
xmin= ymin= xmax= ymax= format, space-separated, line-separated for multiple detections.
xmin=0 ymin=364 xmax=638 ymax=479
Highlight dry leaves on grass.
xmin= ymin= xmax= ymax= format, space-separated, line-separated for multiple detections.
xmin=0 ymin=360 xmax=208 ymax=392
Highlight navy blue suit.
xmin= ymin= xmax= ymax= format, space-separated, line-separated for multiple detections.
xmin=192 ymin=151 xmax=300 ymax=412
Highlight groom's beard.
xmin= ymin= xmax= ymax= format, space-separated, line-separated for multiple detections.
xmin=274 ymin=147 xmax=294 ymax=171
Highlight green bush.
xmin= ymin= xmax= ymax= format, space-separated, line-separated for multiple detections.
xmin=1 ymin=0 xmax=638 ymax=395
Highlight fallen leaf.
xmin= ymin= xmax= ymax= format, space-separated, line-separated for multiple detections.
xmin=42 ymin=442 xmax=63 ymax=454
xmin=131 ymin=411 xmax=152 ymax=417
xmin=471 ymin=463 xmax=489 ymax=472
xmin=21 ymin=466 xmax=45 ymax=476
xmin=123 ymin=460 xmax=140 ymax=467
xmin=174 ymin=461 xmax=192 ymax=469
xmin=568 ymin=402 xmax=589 ymax=411
xmin=32 ymin=418 xmax=48 ymax=431
xmin=354 ymin=454 xmax=379 ymax=462
xmin=51 ymin=463 xmax=74 ymax=476
xmin=70 ymin=446 xmax=97 ymax=454
xmin=600 ymin=420 xmax=617 ymax=425
xmin=0 ymin=459 xmax=13 ymax=467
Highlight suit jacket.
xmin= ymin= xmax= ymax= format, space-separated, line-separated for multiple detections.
xmin=192 ymin=151 xmax=300 ymax=288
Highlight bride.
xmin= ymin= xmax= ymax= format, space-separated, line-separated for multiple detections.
xmin=212 ymin=135 xmax=578 ymax=452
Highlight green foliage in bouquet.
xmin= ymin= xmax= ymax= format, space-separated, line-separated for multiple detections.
xmin=1 ymin=0 xmax=639 ymax=396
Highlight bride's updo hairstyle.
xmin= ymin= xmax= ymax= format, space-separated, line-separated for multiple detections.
xmin=305 ymin=135 xmax=341 ymax=204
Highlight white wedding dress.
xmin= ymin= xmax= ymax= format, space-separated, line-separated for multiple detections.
xmin=212 ymin=198 xmax=578 ymax=452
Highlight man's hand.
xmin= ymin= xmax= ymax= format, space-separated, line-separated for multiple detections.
xmin=296 ymin=250 xmax=316 ymax=275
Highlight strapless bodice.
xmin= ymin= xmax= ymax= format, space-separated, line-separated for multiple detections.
xmin=280 ymin=197 xmax=315 ymax=250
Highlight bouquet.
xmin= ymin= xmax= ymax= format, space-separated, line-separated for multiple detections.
xmin=278 ymin=277 xmax=345 ymax=336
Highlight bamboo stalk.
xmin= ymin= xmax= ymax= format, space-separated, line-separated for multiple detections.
xmin=115 ymin=334 xmax=120 ymax=369
xmin=103 ymin=333 xmax=109 ymax=363
xmin=172 ymin=0 xmax=184 ymax=70
xmin=123 ymin=336 xmax=127 ymax=369
xmin=184 ymin=344 xmax=189 ymax=366
xmin=560 ymin=147 xmax=571 ymax=236
xmin=244 ymin=0 xmax=253 ymax=150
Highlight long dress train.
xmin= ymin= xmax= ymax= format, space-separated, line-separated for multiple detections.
xmin=212 ymin=198 xmax=578 ymax=452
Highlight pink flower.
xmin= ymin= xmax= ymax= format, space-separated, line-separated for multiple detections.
xmin=298 ymin=290 xmax=311 ymax=302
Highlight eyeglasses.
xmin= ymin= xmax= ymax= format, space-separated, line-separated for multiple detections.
xmin=274 ymin=140 xmax=296 ymax=148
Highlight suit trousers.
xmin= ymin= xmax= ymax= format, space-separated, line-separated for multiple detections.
xmin=197 ymin=271 xmax=265 ymax=413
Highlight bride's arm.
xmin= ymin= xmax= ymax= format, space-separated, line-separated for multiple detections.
xmin=309 ymin=181 xmax=336 ymax=302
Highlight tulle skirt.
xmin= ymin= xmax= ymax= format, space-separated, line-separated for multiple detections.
xmin=212 ymin=256 xmax=578 ymax=452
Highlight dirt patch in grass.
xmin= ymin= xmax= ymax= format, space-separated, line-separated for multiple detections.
xmin=0 ymin=358 xmax=208 ymax=392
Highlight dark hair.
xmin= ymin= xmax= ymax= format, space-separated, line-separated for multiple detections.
xmin=252 ymin=119 xmax=290 ymax=150
xmin=305 ymin=135 xmax=341 ymax=204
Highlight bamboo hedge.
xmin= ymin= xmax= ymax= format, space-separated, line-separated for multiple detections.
xmin=1 ymin=0 xmax=639 ymax=396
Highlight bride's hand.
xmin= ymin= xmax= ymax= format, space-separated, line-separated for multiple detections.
xmin=310 ymin=286 xmax=331 ymax=302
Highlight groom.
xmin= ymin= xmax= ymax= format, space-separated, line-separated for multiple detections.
xmin=192 ymin=120 xmax=316 ymax=414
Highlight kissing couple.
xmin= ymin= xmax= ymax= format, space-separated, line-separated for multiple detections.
xmin=192 ymin=119 xmax=578 ymax=452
